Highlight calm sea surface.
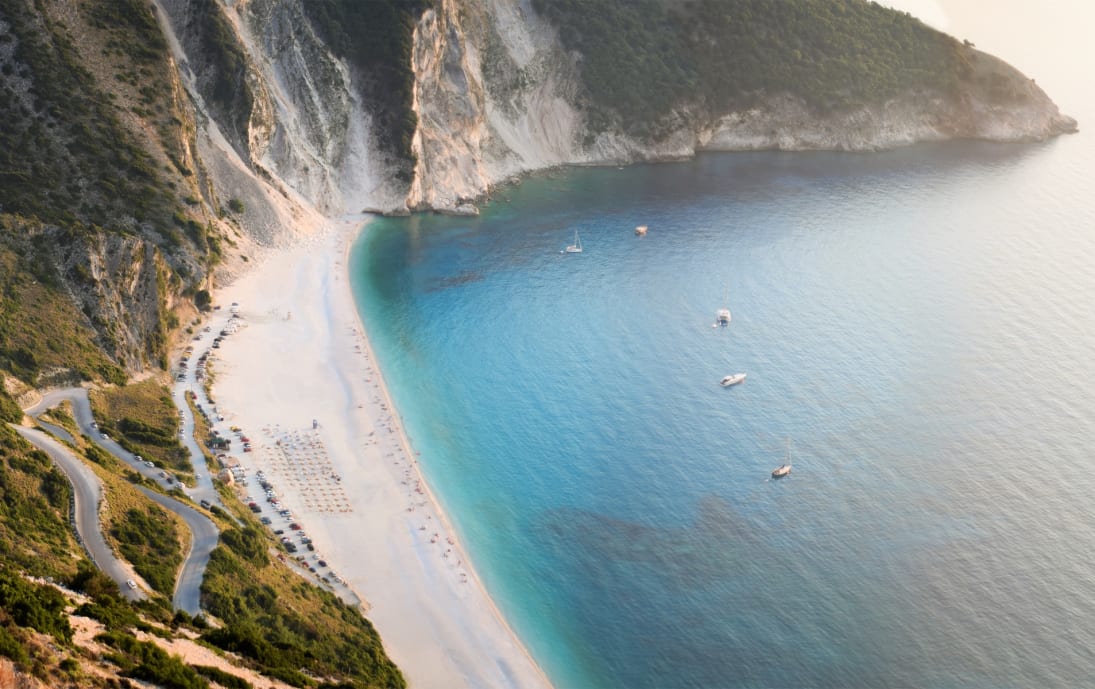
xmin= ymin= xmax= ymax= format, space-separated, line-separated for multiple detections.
xmin=349 ymin=61 xmax=1095 ymax=689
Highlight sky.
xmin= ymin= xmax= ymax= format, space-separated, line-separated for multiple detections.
xmin=880 ymin=0 xmax=1091 ymax=117
xmin=878 ymin=0 xmax=950 ymax=29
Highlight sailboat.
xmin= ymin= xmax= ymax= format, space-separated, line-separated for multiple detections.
xmin=562 ymin=230 xmax=583 ymax=254
xmin=714 ymin=286 xmax=731 ymax=326
xmin=771 ymin=438 xmax=792 ymax=479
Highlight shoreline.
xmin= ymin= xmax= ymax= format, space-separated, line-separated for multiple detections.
xmin=209 ymin=217 xmax=552 ymax=689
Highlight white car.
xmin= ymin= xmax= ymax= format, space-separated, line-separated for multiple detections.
xmin=126 ymin=579 xmax=137 ymax=590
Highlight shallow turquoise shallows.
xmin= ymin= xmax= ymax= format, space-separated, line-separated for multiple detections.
xmin=350 ymin=104 xmax=1095 ymax=688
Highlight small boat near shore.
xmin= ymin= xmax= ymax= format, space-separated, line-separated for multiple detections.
xmin=720 ymin=373 xmax=746 ymax=387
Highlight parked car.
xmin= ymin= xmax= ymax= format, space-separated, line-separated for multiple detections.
xmin=260 ymin=517 xmax=272 ymax=525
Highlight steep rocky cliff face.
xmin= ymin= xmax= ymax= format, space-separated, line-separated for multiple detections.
xmin=156 ymin=0 xmax=408 ymax=216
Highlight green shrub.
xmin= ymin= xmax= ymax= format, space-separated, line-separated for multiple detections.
xmin=200 ymin=546 xmax=405 ymax=688
xmin=194 ymin=665 xmax=252 ymax=689
xmin=220 ymin=527 xmax=269 ymax=567
xmin=97 ymin=630 xmax=209 ymax=689
xmin=533 ymin=0 xmax=966 ymax=138
xmin=0 ymin=425 xmax=79 ymax=577
xmin=0 ymin=624 xmax=29 ymax=664
xmin=0 ymin=388 xmax=23 ymax=423
xmin=118 ymin=417 xmax=175 ymax=446
xmin=110 ymin=506 xmax=183 ymax=597
xmin=75 ymin=596 xmax=140 ymax=632
xmin=0 ymin=568 xmax=72 ymax=643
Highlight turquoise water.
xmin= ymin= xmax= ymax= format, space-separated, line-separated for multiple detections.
xmin=349 ymin=100 xmax=1095 ymax=689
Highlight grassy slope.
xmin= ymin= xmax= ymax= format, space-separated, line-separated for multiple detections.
xmin=200 ymin=498 xmax=406 ymax=688
xmin=89 ymin=380 xmax=192 ymax=474
xmin=0 ymin=0 xmax=225 ymax=387
xmin=0 ymin=424 xmax=79 ymax=579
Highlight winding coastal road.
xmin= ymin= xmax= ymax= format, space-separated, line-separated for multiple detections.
xmin=11 ymin=426 xmax=144 ymax=603
xmin=23 ymin=387 xmax=221 ymax=614
xmin=137 ymin=486 xmax=218 ymax=615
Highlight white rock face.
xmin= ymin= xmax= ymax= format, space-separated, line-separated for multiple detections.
xmin=237 ymin=0 xmax=406 ymax=215
xmin=156 ymin=0 xmax=407 ymax=219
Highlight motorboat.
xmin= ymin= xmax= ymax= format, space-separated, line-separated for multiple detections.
xmin=635 ymin=225 xmax=648 ymax=236
xmin=720 ymin=373 xmax=746 ymax=387
xmin=714 ymin=285 xmax=732 ymax=326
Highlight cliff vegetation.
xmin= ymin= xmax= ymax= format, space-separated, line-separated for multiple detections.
xmin=201 ymin=500 xmax=406 ymax=688
xmin=0 ymin=0 xmax=225 ymax=386
xmin=90 ymin=380 xmax=193 ymax=474
xmin=533 ymin=0 xmax=968 ymax=138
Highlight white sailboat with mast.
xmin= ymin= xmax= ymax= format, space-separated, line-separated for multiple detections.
xmin=772 ymin=438 xmax=792 ymax=479
xmin=714 ymin=285 xmax=731 ymax=326
xmin=563 ymin=230 xmax=583 ymax=254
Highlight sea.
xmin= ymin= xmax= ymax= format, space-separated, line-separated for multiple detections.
xmin=348 ymin=9 xmax=1095 ymax=689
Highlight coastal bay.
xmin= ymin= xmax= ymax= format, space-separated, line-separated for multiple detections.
xmin=351 ymin=131 xmax=1095 ymax=689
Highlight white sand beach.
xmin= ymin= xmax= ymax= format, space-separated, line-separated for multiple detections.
xmin=208 ymin=218 xmax=552 ymax=689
